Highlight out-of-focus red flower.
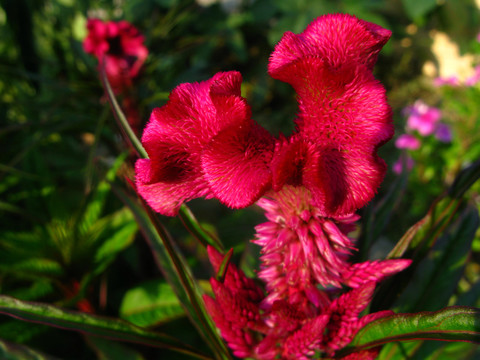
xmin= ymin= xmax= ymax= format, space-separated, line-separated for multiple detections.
xmin=83 ymin=18 xmax=148 ymax=92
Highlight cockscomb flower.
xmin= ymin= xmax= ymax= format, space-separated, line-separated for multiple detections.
xmin=268 ymin=14 xmax=393 ymax=217
xmin=135 ymin=71 xmax=275 ymax=215
xmin=83 ymin=18 xmax=148 ymax=92
xmin=136 ymin=13 xmax=393 ymax=218
xmin=204 ymin=246 xmax=411 ymax=359
xmin=254 ymin=185 xmax=411 ymax=310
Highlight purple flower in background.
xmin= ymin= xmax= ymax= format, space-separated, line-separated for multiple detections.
xmin=393 ymin=156 xmax=414 ymax=174
xmin=435 ymin=123 xmax=452 ymax=143
xmin=395 ymin=134 xmax=420 ymax=150
xmin=405 ymin=100 xmax=441 ymax=136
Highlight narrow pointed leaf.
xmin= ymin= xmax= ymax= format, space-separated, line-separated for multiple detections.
xmin=339 ymin=306 xmax=480 ymax=357
xmin=100 ymin=65 xmax=148 ymax=159
xmin=359 ymin=168 xmax=408 ymax=259
xmin=388 ymin=160 xmax=480 ymax=260
xmin=113 ymin=184 xmax=231 ymax=359
xmin=86 ymin=336 xmax=145 ymax=360
xmin=0 ymin=338 xmax=59 ymax=360
xmin=448 ymin=159 xmax=480 ymax=199
xmin=216 ymin=248 xmax=233 ymax=283
xmin=394 ymin=206 xmax=479 ymax=312
xmin=0 ymin=295 xmax=212 ymax=360
xmin=178 ymin=204 xmax=224 ymax=253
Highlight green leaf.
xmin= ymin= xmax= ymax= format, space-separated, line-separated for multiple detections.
xmin=114 ymin=185 xmax=231 ymax=359
xmin=340 ymin=306 xmax=480 ymax=357
xmin=92 ymin=208 xmax=137 ymax=272
xmin=80 ymin=151 xmax=129 ymax=230
xmin=358 ymin=166 xmax=408 ymax=259
xmin=394 ymin=206 xmax=479 ymax=312
xmin=120 ymin=280 xmax=185 ymax=327
xmin=402 ymin=0 xmax=437 ymax=21
xmin=86 ymin=336 xmax=145 ymax=360
xmin=448 ymin=159 xmax=480 ymax=199
xmin=0 ymin=295 xmax=212 ymax=360
xmin=178 ymin=205 xmax=224 ymax=253
xmin=100 ymin=66 xmax=148 ymax=159
xmin=0 ymin=337 xmax=59 ymax=360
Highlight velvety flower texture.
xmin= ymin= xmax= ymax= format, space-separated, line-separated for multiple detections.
xmin=135 ymin=13 xmax=406 ymax=359
xmin=204 ymin=245 xmax=410 ymax=359
xmin=136 ymin=71 xmax=275 ymax=215
xmin=83 ymin=18 xmax=148 ymax=92
xmin=268 ymin=14 xmax=393 ymax=216
xmin=136 ymin=13 xmax=393 ymax=218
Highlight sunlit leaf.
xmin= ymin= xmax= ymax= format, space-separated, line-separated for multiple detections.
xmin=0 ymin=295 xmax=212 ymax=360
xmin=120 ymin=279 xmax=185 ymax=327
xmin=340 ymin=306 xmax=480 ymax=357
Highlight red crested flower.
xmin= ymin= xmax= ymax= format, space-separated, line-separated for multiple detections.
xmin=204 ymin=246 xmax=410 ymax=360
xmin=268 ymin=14 xmax=393 ymax=217
xmin=83 ymin=18 xmax=148 ymax=92
xmin=135 ymin=71 xmax=275 ymax=215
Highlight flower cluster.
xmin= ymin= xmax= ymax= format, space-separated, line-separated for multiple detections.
xmin=83 ymin=18 xmax=148 ymax=93
xmin=394 ymin=100 xmax=451 ymax=174
xmin=135 ymin=13 xmax=410 ymax=359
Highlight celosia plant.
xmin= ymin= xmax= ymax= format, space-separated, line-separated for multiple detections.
xmin=83 ymin=18 xmax=148 ymax=93
xmin=135 ymin=14 xmax=411 ymax=359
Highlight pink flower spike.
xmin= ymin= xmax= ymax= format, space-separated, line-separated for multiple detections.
xmin=395 ymin=134 xmax=420 ymax=150
xmin=342 ymin=259 xmax=412 ymax=288
xmin=405 ymin=100 xmax=441 ymax=136
xmin=282 ymin=314 xmax=330 ymax=360
xmin=135 ymin=71 xmax=274 ymax=215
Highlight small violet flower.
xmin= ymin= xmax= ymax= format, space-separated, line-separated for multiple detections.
xmin=405 ymin=100 xmax=441 ymax=136
xmin=83 ymin=18 xmax=148 ymax=93
xmin=434 ymin=123 xmax=452 ymax=143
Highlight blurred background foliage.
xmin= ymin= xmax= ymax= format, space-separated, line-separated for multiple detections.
xmin=1 ymin=0 xmax=480 ymax=358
